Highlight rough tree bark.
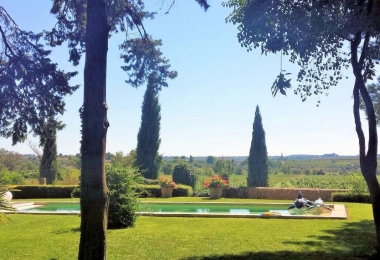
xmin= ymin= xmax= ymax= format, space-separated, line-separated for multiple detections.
xmin=352 ymin=32 xmax=380 ymax=252
xmin=78 ymin=0 xmax=110 ymax=259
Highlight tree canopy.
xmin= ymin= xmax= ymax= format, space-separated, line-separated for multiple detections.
xmin=224 ymin=0 xmax=380 ymax=252
xmin=0 ymin=6 xmax=78 ymax=145
xmin=43 ymin=1 xmax=210 ymax=259
xmin=2 ymin=1 xmax=210 ymax=258
xmin=224 ymin=0 xmax=380 ymax=100
xmin=361 ymin=77 xmax=380 ymax=125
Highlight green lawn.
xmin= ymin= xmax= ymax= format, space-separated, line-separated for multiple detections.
xmin=0 ymin=198 xmax=377 ymax=259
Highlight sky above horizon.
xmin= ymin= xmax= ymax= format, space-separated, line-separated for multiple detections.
xmin=1 ymin=1 xmax=378 ymax=157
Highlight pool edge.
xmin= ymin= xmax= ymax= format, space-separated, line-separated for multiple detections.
xmin=5 ymin=201 xmax=348 ymax=219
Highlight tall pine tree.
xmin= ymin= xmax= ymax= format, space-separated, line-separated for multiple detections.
xmin=248 ymin=105 xmax=268 ymax=187
xmin=135 ymin=74 xmax=161 ymax=179
xmin=39 ymin=117 xmax=63 ymax=184
xmin=39 ymin=126 xmax=58 ymax=184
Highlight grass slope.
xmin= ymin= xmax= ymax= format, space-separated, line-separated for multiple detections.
xmin=0 ymin=199 xmax=377 ymax=259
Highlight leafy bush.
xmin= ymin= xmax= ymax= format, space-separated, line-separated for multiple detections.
xmin=161 ymin=163 xmax=173 ymax=175
xmin=204 ymin=176 xmax=228 ymax=188
xmin=106 ymin=166 xmax=144 ymax=229
xmin=57 ymin=169 xmax=80 ymax=185
xmin=193 ymin=190 xmax=209 ymax=197
xmin=142 ymin=178 xmax=159 ymax=185
xmin=172 ymin=163 xmax=196 ymax=190
xmin=346 ymin=172 xmax=368 ymax=194
xmin=159 ymin=176 xmax=177 ymax=188
xmin=71 ymin=186 xmax=80 ymax=198
xmin=0 ymin=169 xmax=25 ymax=185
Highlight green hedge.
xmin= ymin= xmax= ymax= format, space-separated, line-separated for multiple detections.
xmin=10 ymin=185 xmax=78 ymax=199
xmin=137 ymin=184 xmax=192 ymax=198
xmin=14 ymin=186 xmax=364 ymax=200
xmin=332 ymin=192 xmax=371 ymax=203
xmin=222 ymin=186 xmax=248 ymax=198
xmin=71 ymin=184 xmax=193 ymax=199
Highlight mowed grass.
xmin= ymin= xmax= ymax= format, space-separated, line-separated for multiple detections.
xmin=0 ymin=199 xmax=377 ymax=260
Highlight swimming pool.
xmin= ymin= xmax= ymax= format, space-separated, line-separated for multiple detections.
xmin=11 ymin=201 xmax=347 ymax=219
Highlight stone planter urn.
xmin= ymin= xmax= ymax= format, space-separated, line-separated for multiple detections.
xmin=2 ymin=191 xmax=12 ymax=202
xmin=209 ymin=187 xmax=222 ymax=199
xmin=161 ymin=187 xmax=174 ymax=198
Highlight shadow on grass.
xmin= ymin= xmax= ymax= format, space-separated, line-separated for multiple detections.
xmin=200 ymin=198 xmax=226 ymax=201
xmin=182 ymin=251 xmax=376 ymax=260
xmin=182 ymin=220 xmax=378 ymax=260
xmin=52 ymin=227 xmax=80 ymax=235
xmin=284 ymin=220 xmax=376 ymax=253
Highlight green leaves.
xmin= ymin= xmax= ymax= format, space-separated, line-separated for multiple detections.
xmin=0 ymin=7 xmax=78 ymax=144
xmin=224 ymin=0 xmax=377 ymax=102
xmin=106 ymin=166 xmax=144 ymax=229
xmin=135 ymin=76 xmax=162 ymax=179
xmin=248 ymin=105 xmax=268 ymax=187
xmin=271 ymin=72 xmax=292 ymax=96
xmin=120 ymin=37 xmax=177 ymax=90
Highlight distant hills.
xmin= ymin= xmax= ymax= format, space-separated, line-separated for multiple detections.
xmin=163 ymin=153 xmax=363 ymax=162
xmin=20 ymin=153 xmax=366 ymax=161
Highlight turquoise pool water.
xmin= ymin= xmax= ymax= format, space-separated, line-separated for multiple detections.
xmin=21 ymin=203 xmax=80 ymax=213
xmin=19 ymin=202 xmax=290 ymax=215
xmin=143 ymin=203 xmax=289 ymax=214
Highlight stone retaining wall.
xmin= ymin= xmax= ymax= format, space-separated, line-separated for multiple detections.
xmin=247 ymin=187 xmax=349 ymax=201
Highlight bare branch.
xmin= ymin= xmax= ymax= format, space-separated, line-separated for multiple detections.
xmin=165 ymin=0 xmax=176 ymax=15
xmin=0 ymin=23 xmax=16 ymax=58
xmin=27 ymin=139 xmax=42 ymax=161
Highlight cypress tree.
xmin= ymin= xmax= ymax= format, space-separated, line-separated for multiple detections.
xmin=39 ymin=118 xmax=60 ymax=184
xmin=248 ymin=105 xmax=268 ymax=187
xmin=135 ymin=74 xmax=161 ymax=179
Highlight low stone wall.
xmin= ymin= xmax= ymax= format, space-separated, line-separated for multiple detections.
xmin=248 ymin=187 xmax=349 ymax=201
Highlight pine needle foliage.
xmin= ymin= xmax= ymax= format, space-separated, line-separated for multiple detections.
xmin=248 ymin=105 xmax=268 ymax=187
xmin=39 ymin=118 xmax=61 ymax=184
xmin=135 ymin=75 xmax=161 ymax=179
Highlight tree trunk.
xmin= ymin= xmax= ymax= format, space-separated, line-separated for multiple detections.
xmin=39 ymin=125 xmax=57 ymax=184
xmin=351 ymin=35 xmax=380 ymax=253
xmin=78 ymin=0 xmax=110 ymax=259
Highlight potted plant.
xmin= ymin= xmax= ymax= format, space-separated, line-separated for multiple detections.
xmin=159 ymin=176 xmax=177 ymax=198
xmin=204 ymin=176 xmax=228 ymax=199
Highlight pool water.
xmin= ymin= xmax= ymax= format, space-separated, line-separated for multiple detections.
xmin=22 ymin=203 xmax=80 ymax=213
xmin=143 ymin=203 xmax=290 ymax=214
xmin=19 ymin=202 xmax=289 ymax=215
xmin=13 ymin=201 xmax=346 ymax=219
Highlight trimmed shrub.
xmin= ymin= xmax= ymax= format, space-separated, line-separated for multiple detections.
xmin=223 ymin=186 xmax=249 ymax=198
xmin=137 ymin=184 xmax=192 ymax=198
xmin=143 ymin=178 xmax=159 ymax=185
xmin=11 ymin=185 xmax=77 ymax=199
xmin=194 ymin=190 xmax=209 ymax=197
xmin=332 ymin=192 xmax=371 ymax=203
xmin=172 ymin=163 xmax=196 ymax=190
xmin=106 ymin=166 xmax=143 ymax=229
xmin=71 ymin=186 xmax=80 ymax=198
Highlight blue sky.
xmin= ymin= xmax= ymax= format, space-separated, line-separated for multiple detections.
xmin=1 ymin=0 xmax=377 ymax=157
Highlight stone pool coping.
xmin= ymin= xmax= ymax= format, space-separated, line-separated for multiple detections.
xmin=3 ymin=201 xmax=348 ymax=219
xmin=137 ymin=202 xmax=347 ymax=219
